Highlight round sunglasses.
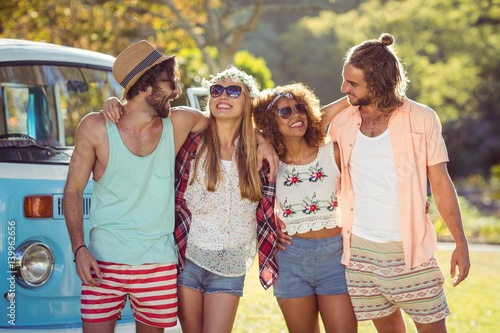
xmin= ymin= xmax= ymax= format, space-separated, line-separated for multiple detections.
xmin=209 ymin=84 xmax=243 ymax=99
xmin=277 ymin=103 xmax=307 ymax=119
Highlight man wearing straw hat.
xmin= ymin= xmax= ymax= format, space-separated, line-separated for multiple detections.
xmin=64 ymin=40 xmax=210 ymax=332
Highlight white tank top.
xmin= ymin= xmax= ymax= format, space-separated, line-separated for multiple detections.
xmin=350 ymin=129 xmax=402 ymax=242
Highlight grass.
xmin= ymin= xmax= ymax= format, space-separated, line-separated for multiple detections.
xmin=233 ymin=247 xmax=500 ymax=333
xmin=430 ymin=196 xmax=500 ymax=244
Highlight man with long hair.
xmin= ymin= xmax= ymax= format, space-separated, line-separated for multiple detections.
xmin=329 ymin=33 xmax=470 ymax=332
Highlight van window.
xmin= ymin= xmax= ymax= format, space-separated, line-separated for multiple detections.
xmin=0 ymin=64 xmax=121 ymax=148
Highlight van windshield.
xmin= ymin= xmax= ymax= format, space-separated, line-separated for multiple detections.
xmin=0 ymin=64 xmax=122 ymax=163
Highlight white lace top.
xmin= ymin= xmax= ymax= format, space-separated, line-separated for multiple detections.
xmin=184 ymin=138 xmax=257 ymax=277
xmin=276 ymin=141 xmax=342 ymax=235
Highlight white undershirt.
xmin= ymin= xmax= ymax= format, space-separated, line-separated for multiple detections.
xmin=350 ymin=129 xmax=402 ymax=242
xmin=221 ymin=159 xmax=231 ymax=172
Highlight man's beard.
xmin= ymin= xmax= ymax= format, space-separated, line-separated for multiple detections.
xmin=146 ymin=89 xmax=175 ymax=118
xmin=349 ymin=93 xmax=372 ymax=107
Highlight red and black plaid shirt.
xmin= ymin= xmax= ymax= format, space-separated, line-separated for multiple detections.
xmin=174 ymin=130 xmax=278 ymax=289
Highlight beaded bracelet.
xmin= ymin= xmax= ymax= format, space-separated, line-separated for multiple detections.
xmin=73 ymin=244 xmax=87 ymax=263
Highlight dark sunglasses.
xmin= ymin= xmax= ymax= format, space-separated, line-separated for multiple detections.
xmin=158 ymin=77 xmax=179 ymax=91
xmin=169 ymin=77 xmax=179 ymax=91
xmin=210 ymin=84 xmax=243 ymax=99
xmin=277 ymin=104 xmax=307 ymax=120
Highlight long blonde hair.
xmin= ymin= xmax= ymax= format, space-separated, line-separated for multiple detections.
xmin=190 ymin=71 xmax=262 ymax=202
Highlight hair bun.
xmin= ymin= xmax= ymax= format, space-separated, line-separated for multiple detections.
xmin=379 ymin=33 xmax=395 ymax=46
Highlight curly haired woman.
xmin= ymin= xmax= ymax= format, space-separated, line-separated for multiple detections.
xmin=253 ymin=83 xmax=355 ymax=333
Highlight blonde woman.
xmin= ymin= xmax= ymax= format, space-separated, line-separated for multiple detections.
xmin=103 ymin=66 xmax=278 ymax=333
xmin=173 ymin=67 xmax=277 ymax=333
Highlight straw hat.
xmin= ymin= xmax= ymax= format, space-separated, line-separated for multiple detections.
xmin=112 ymin=40 xmax=175 ymax=98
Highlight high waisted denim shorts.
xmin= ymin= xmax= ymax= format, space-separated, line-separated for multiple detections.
xmin=273 ymin=233 xmax=347 ymax=298
xmin=177 ymin=258 xmax=246 ymax=297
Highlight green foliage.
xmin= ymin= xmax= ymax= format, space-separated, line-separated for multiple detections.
xmin=429 ymin=195 xmax=500 ymax=244
xmin=0 ymin=1 xmax=276 ymax=107
xmin=259 ymin=0 xmax=500 ymax=178
xmin=234 ymin=50 xmax=275 ymax=90
xmin=176 ymin=47 xmax=211 ymax=87
xmin=278 ymin=11 xmax=344 ymax=103
xmin=324 ymin=0 xmax=500 ymax=122
xmin=174 ymin=47 xmax=275 ymax=106
xmin=177 ymin=48 xmax=273 ymax=88
xmin=245 ymin=11 xmax=345 ymax=103
xmin=491 ymin=165 xmax=500 ymax=200
xmin=0 ymin=0 xmax=194 ymax=56
xmin=2 ymin=0 xmax=499 ymax=181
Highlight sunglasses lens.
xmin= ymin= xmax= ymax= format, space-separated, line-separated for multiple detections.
xmin=226 ymin=85 xmax=242 ymax=99
xmin=210 ymin=85 xmax=242 ymax=98
xmin=170 ymin=77 xmax=179 ymax=90
xmin=278 ymin=107 xmax=293 ymax=119
xmin=210 ymin=85 xmax=224 ymax=97
xmin=295 ymin=104 xmax=307 ymax=114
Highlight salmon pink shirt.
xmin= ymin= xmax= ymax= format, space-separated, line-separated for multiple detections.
xmin=329 ymin=98 xmax=449 ymax=269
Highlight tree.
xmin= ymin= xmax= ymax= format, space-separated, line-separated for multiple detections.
xmin=0 ymin=0 xmax=191 ymax=54
xmin=252 ymin=0 xmax=499 ymax=177
xmin=163 ymin=0 xmax=359 ymax=73
xmin=173 ymin=46 xmax=274 ymax=106
xmin=0 ymin=0 xmax=355 ymax=86
xmin=3 ymin=0 xmax=498 ymax=177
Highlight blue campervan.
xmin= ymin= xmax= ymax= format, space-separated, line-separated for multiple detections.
xmin=0 ymin=39 xmax=182 ymax=332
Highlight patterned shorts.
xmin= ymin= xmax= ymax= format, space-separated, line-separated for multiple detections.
xmin=81 ymin=261 xmax=178 ymax=328
xmin=345 ymin=235 xmax=450 ymax=324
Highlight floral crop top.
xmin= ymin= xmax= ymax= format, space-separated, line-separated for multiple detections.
xmin=276 ymin=141 xmax=341 ymax=235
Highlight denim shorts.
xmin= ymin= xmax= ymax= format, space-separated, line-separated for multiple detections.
xmin=273 ymin=233 xmax=348 ymax=298
xmin=177 ymin=258 xmax=246 ymax=297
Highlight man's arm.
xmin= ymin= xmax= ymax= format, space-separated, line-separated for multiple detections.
xmin=256 ymin=131 xmax=279 ymax=181
xmin=100 ymin=98 xmax=209 ymax=154
xmin=170 ymin=107 xmax=209 ymax=155
xmin=428 ymin=162 xmax=470 ymax=286
xmin=320 ymin=96 xmax=349 ymax=128
xmin=64 ymin=114 xmax=104 ymax=286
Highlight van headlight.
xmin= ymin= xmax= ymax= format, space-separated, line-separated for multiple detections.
xmin=14 ymin=241 xmax=54 ymax=288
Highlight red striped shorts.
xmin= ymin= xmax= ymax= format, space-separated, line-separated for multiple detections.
xmin=81 ymin=261 xmax=178 ymax=328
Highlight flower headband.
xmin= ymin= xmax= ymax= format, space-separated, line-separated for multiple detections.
xmin=201 ymin=65 xmax=260 ymax=99
xmin=267 ymin=90 xmax=293 ymax=110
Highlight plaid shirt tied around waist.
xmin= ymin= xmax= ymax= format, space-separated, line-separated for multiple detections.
xmin=174 ymin=130 xmax=278 ymax=289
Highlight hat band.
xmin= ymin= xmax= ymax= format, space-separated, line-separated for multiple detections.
xmin=120 ymin=50 xmax=164 ymax=88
